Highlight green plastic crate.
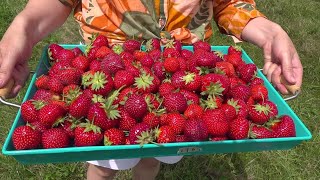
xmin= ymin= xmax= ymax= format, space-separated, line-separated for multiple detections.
xmin=1 ymin=45 xmax=312 ymax=164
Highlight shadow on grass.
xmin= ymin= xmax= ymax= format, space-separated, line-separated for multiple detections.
xmin=157 ymin=154 xmax=248 ymax=180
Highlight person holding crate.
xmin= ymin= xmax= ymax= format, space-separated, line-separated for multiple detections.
xmin=0 ymin=0 xmax=303 ymax=180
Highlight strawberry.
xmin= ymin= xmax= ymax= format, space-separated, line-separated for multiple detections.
xmin=184 ymin=119 xmax=208 ymax=141
xmin=155 ymin=126 xmax=176 ymax=143
xmin=54 ymin=117 xmax=79 ymax=138
xmin=175 ymin=135 xmax=189 ymax=142
xmin=238 ymin=63 xmax=257 ymax=83
xmin=224 ymin=53 xmax=244 ymax=68
xmin=30 ymin=121 xmax=48 ymax=133
xmin=211 ymin=136 xmax=228 ymax=141
xmin=272 ymin=115 xmax=296 ymax=137
xmin=228 ymin=117 xmax=250 ymax=140
xmin=220 ymin=104 xmax=237 ymax=122
xmin=12 ymin=125 xmax=41 ymax=150
xmin=229 ymin=84 xmax=251 ymax=102
xmin=149 ymin=49 xmax=162 ymax=62
xmin=143 ymin=93 xmax=161 ymax=110
xmin=128 ymin=123 xmax=152 ymax=145
xmin=215 ymin=61 xmax=235 ymax=77
xmin=184 ymin=104 xmax=203 ymax=120
xmin=159 ymin=82 xmax=175 ymax=97
xmin=48 ymin=78 xmax=64 ymax=93
xmin=91 ymin=34 xmax=109 ymax=49
xmin=171 ymin=71 xmax=186 ymax=89
xmin=229 ymin=77 xmax=246 ymax=89
xmin=249 ymin=125 xmax=273 ymax=139
xmin=200 ymin=95 xmax=223 ymax=110
xmin=248 ymin=102 xmax=272 ymax=124
xmin=48 ymin=60 xmax=72 ymax=78
xmin=228 ymin=45 xmax=242 ymax=56
xmin=101 ymin=53 xmax=124 ymax=74
xmin=167 ymin=113 xmax=186 ymax=135
xmin=114 ymin=70 xmax=135 ymax=89
xmin=71 ymin=55 xmax=90 ymax=71
xmin=227 ymin=99 xmax=248 ymax=118
xmin=193 ymin=41 xmax=211 ymax=52
xmin=35 ymin=75 xmax=50 ymax=90
xmin=42 ymin=128 xmax=70 ymax=149
xmin=133 ymin=71 xmax=160 ymax=93
xmin=95 ymin=46 xmax=113 ymax=59
xmin=33 ymin=89 xmax=60 ymax=102
xmin=86 ymin=46 xmax=99 ymax=62
xmin=180 ymin=89 xmax=200 ymax=105
xmin=120 ymin=51 xmax=135 ymax=65
xmin=146 ymin=38 xmax=161 ymax=51
xmin=114 ymin=87 xmax=137 ymax=105
xmin=38 ymin=103 xmax=67 ymax=128
xmin=72 ymin=47 xmax=83 ymax=57
xmin=212 ymin=51 xmax=224 ymax=62
xmin=124 ymin=94 xmax=147 ymax=120
xmin=123 ymin=39 xmax=141 ymax=54
xmin=119 ymin=108 xmax=137 ymax=131
xmin=133 ymin=51 xmax=148 ymax=61
xmin=21 ymin=100 xmax=46 ymax=123
xmin=172 ymin=71 xmax=201 ymax=91
xmin=193 ymin=49 xmax=216 ymax=68
xmin=125 ymin=63 xmax=141 ymax=78
xmin=69 ymin=93 xmax=92 ymax=118
xmin=48 ymin=43 xmax=63 ymax=62
xmin=159 ymin=113 xmax=169 ymax=126
xmin=87 ymin=102 xmax=120 ymax=130
xmin=177 ymin=57 xmax=187 ymax=71
xmin=139 ymin=54 xmax=154 ymax=68
xmin=56 ymin=49 xmax=75 ymax=63
xmin=202 ymin=109 xmax=229 ymax=136
xmin=264 ymin=100 xmax=278 ymax=118
xmin=152 ymin=61 xmax=166 ymax=81
xmin=163 ymin=92 xmax=187 ymax=113
xmin=62 ymin=84 xmax=82 ymax=103
xmin=250 ymin=77 xmax=264 ymax=87
xmin=163 ymin=48 xmax=180 ymax=58
xmin=85 ymin=71 xmax=114 ymax=96
xmin=56 ymin=68 xmax=83 ymax=86
xmin=89 ymin=60 xmax=101 ymax=71
xmin=251 ymin=84 xmax=268 ymax=101
xmin=104 ymin=128 xmax=126 ymax=145
xmin=142 ymin=112 xmax=160 ymax=128
xmin=164 ymin=57 xmax=180 ymax=73
xmin=201 ymin=73 xmax=230 ymax=96
xmin=74 ymin=122 xmax=104 ymax=146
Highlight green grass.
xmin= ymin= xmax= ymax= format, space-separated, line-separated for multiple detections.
xmin=1 ymin=0 xmax=320 ymax=179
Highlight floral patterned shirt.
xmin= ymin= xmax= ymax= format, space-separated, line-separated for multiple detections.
xmin=59 ymin=0 xmax=265 ymax=45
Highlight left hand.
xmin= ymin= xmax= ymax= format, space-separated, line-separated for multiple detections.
xmin=241 ymin=17 xmax=303 ymax=94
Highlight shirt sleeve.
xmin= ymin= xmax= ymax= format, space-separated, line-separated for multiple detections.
xmin=213 ymin=0 xmax=266 ymax=40
xmin=58 ymin=0 xmax=80 ymax=8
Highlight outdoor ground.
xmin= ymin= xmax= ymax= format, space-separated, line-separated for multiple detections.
xmin=0 ymin=0 xmax=319 ymax=179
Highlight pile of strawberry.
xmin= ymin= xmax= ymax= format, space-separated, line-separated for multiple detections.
xmin=12 ymin=35 xmax=296 ymax=150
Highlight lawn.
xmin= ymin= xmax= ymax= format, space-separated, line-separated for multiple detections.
xmin=0 ymin=0 xmax=320 ymax=179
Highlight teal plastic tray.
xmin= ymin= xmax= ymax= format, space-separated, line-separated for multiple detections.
xmin=2 ymin=45 xmax=312 ymax=164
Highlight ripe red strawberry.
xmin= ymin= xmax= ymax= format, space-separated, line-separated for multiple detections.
xmin=200 ymin=95 xmax=223 ymax=110
xmin=171 ymin=71 xmax=186 ymax=89
xmin=69 ymin=93 xmax=92 ymax=118
xmin=42 ymin=128 xmax=70 ymax=149
xmin=175 ymin=135 xmax=189 ymax=142
xmin=51 ymin=100 xmax=69 ymax=111
xmin=101 ymin=53 xmax=124 ymax=74
xmin=54 ymin=117 xmax=79 ymax=138
xmin=184 ymin=104 xmax=203 ymax=120
xmin=249 ymin=125 xmax=273 ymax=139
xmin=104 ymin=128 xmax=125 ymax=145
xmin=180 ymin=89 xmax=200 ymax=104
xmin=35 ymin=75 xmax=50 ymax=90
xmin=56 ymin=49 xmax=75 ymax=63
xmin=128 ymin=123 xmax=152 ymax=145
xmin=193 ymin=41 xmax=211 ymax=52
xmin=181 ymin=49 xmax=194 ymax=61
xmin=264 ymin=100 xmax=278 ymax=118
xmin=248 ymin=102 xmax=272 ymax=124
xmin=152 ymin=61 xmax=166 ymax=81
xmin=72 ymin=47 xmax=83 ymax=57
xmin=12 ymin=125 xmax=41 ymax=150
xmin=160 ymin=113 xmax=169 ymax=126
xmin=74 ymin=122 xmax=104 ymax=146
xmin=87 ymin=103 xmax=120 ymax=130
xmin=229 ymin=84 xmax=251 ymax=102
xmin=167 ymin=113 xmax=186 ymax=135
xmin=146 ymin=38 xmax=161 ymax=51
xmin=92 ymin=34 xmax=109 ymax=49
xmin=193 ymin=49 xmax=216 ymax=68
xmin=211 ymin=136 xmax=228 ymax=141
xmin=163 ymin=48 xmax=180 ymax=58
xmin=48 ymin=60 xmax=72 ymax=78
xmin=212 ymin=51 xmax=224 ymax=62
xmin=156 ymin=126 xmax=176 ymax=143
xmin=139 ymin=54 xmax=154 ymax=68
xmin=184 ymin=119 xmax=208 ymax=141
xmin=201 ymin=73 xmax=230 ymax=96
xmin=124 ymin=94 xmax=147 ymax=120
xmin=229 ymin=77 xmax=246 ymax=89
xmin=33 ymin=89 xmax=60 ymax=102
xmin=149 ymin=49 xmax=162 ymax=62
xmin=120 ymin=51 xmax=135 ymax=65
xmin=95 ymin=46 xmax=113 ymax=59
xmin=123 ymin=39 xmax=141 ymax=54
xmin=172 ymin=71 xmax=201 ymax=91
xmin=89 ymin=60 xmax=101 ymax=71
xmin=251 ymin=84 xmax=268 ymax=101
xmin=62 ymin=84 xmax=82 ymax=103
xmin=229 ymin=117 xmax=250 ymax=140
xmin=21 ymin=100 xmax=46 ymax=123
xmin=224 ymin=53 xmax=244 ymax=68
xmin=142 ymin=112 xmax=160 ymax=128
xmin=125 ymin=63 xmax=141 ymax=78
xmin=272 ymin=115 xmax=296 ymax=137
xmin=86 ymin=71 xmax=114 ymax=96
xmin=202 ymin=109 xmax=229 ymax=136
xmin=163 ymin=92 xmax=187 ymax=113
xmin=227 ymin=98 xmax=248 ymax=118
xmin=143 ymin=93 xmax=161 ymax=110
xmin=250 ymin=77 xmax=264 ymax=87
xmin=114 ymin=87 xmax=137 ymax=105
xmin=159 ymin=82 xmax=175 ymax=97
xmin=48 ymin=78 xmax=64 ymax=94
xmin=215 ymin=61 xmax=236 ymax=77
xmin=177 ymin=57 xmax=187 ymax=71
xmin=113 ymin=70 xmax=135 ymax=89
xmin=48 ymin=43 xmax=63 ymax=62
xmin=119 ymin=108 xmax=137 ymax=131
xmin=30 ymin=121 xmax=48 ymax=133
xmin=228 ymin=45 xmax=242 ymax=56
xmin=134 ymin=71 xmax=160 ymax=93
xmin=220 ymin=104 xmax=237 ymax=122
xmin=133 ymin=50 xmax=148 ymax=61
xmin=238 ymin=63 xmax=257 ymax=83
xmin=86 ymin=46 xmax=99 ymax=62
xmin=71 ymin=55 xmax=90 ymax=71
xmin=38 ymin=103 xmax=67 ymax=128
xmin=164 ymin=57 xmax=180 ymax=73
xmin=56 ymin=68 xmax=82 ymax=86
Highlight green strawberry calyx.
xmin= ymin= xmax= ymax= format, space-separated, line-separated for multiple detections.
xmin=182 ymin=72 xmax=196 ymax=85
xmin=134 ymin=71 xmax=154 ymax=91
xmin=90 ymin=71 xmax=108 ymax=90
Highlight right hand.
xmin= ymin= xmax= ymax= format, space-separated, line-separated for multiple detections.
xmin=0 ymin=38 xmax=32 ymax=98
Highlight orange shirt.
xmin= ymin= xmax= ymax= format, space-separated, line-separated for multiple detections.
xmin=60 ymin=0 xmax=265 ymax=45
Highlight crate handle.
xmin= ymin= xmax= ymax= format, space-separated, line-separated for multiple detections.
xmin=177 ymin=147 xmax=202 ymax=154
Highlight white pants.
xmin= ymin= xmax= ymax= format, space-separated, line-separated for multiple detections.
xmin=87 ymin=156 xmax=183 ymax=170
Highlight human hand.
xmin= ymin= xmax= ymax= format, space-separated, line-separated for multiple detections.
xmin=241 ymin=17 xmax=303 ymax=94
